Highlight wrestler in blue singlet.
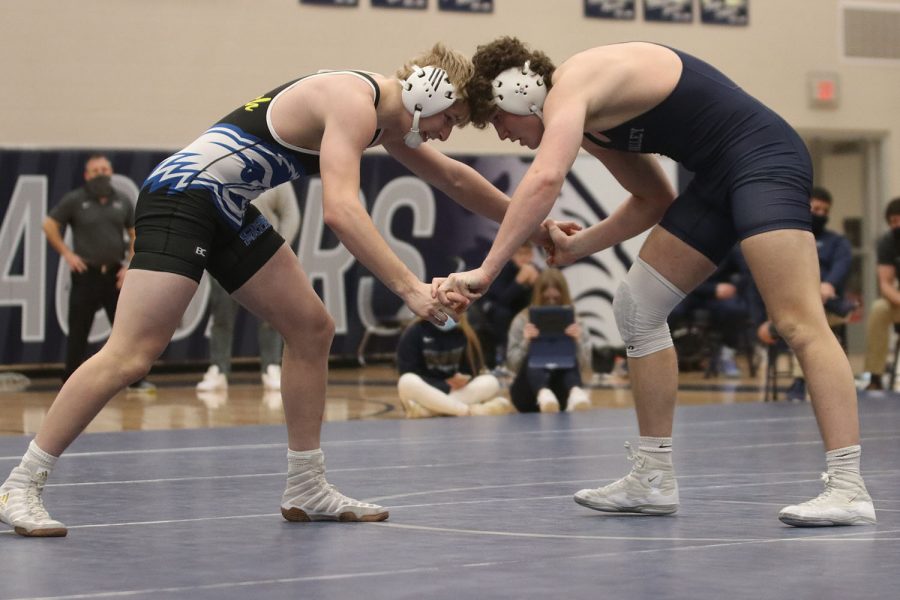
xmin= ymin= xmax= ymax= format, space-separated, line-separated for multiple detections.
xmin=131 ymin=71 xmax=383 ymax=291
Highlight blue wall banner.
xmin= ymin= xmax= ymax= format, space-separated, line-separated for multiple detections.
xmin=584 ymin=0 xmax=636 ymax=20
xmin=1 ymin=149 xmax=675 ymax=367
xmin=372 ymin=0 xmax=427 ymax=8
xmin=701 ymin=0 xmax=748 ymax=26
xmin=643 ymin=0 xmax=692 ymax=22
xmin=300 ymin=0 xmax=358 ymax=6
xmin=438 ymin=0 xmax=492 ymax=13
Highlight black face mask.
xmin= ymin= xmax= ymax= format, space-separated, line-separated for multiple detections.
xmin=811 ymin=214 xmax=828 ymax=237
xmin=85 ymin=175 xmax=113 ymax=198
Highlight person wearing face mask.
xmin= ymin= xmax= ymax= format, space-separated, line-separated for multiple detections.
xmin=506 ymin=269 xmax=592 ymax=413
xmin=395 ymin=315 xmax=512 ymax=418
xmin=858 ymin=197 xmax=900 ymax=391
xmin=42 ymin=154 xmax=154 ymax=392
xmin=754 ymin=187 xmax=854 ymax=400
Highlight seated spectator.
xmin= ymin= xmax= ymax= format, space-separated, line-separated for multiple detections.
xmin=506 ymin=269 xmax=592 ymax=412
xmin=396 ymin=316 xmax=512 ymax=418
xmin=668 ymin=246 xmax=749 ymax=377
xmin=468 ymin=243 xmax=540 ymax=370
xmin=859 ymin=196 xmax=900 ymax=391
xmin=754 ymin=187 xmax=854 ymax=399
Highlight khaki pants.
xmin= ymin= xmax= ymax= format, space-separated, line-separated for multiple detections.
xmin=864 ymin=297 xmax=900 ymax=375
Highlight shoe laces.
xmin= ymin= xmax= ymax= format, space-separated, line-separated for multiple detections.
xmin=624 ymin=442 xmax=646 ymax=470
xmin=24 ymin=474 xmax=53 ymax=521
xmin=801 ymin=472 xmax=841 ymax=507
xmin=593 ymin=442 xmax=645 ymax=493
xmin=292 ymin=464 xmax=354 ymax=506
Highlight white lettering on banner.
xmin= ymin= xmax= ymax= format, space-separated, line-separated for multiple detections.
xmin=295 ymin=179 xmax=358 ymax=334
xmin=369 ymin=176 xmax=435 ymax=281
xmin=50 ymin=174 xmax=209 ymax=343
xmin=0 ymin=176 xmax=47 ymax=341
xmin=295 ymin=176 xmax=434 ymax=334
xmin=0 ymin=171 xmax=434 ymax=352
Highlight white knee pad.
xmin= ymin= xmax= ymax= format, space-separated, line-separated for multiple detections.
xmin=613 ymin=257 xmax=686 ymax=358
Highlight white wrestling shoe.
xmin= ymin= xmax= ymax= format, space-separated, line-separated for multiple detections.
xmin=0 ymin=466 xmax=67 ymax=537
xmin=281 ymin=450 xmax=388 ymax=522
xmin=778 ymin=471 xmax=876 ymax=527
xmin=574 ymin=443 xmax=679 ymax=515
xmin=537 ymin=388 xmax=560 ymax=413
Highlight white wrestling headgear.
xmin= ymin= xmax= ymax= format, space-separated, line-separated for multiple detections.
xmin=401 ymin=65 xmax=457 ymax=148
xmin=492 ymin=61 xmax=546 ymax=121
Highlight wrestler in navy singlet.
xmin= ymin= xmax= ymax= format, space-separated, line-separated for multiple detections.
xmin=130 ymin=71 xmax=383 ymax=291
xmin=585 ymin=47 xmax=813 ymax=264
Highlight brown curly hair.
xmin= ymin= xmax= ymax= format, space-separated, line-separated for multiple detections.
xmin=465 ymin=37 xmax=556 ymax=129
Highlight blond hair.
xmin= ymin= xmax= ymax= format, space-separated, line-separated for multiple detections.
xmin=396 ymin=43 xmax=475 ymax=104
xmin=531 ymin=268 xmax=574 ymax=306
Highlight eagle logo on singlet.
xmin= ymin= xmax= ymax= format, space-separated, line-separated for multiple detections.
xmin=143 ymin=124 xmax=302 ymax=229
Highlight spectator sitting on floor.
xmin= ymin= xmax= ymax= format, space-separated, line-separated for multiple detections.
xmin=506 ymin=269 xmax=592 ymax=413
xmin=396 ymin=316 xmax=512 ymax=418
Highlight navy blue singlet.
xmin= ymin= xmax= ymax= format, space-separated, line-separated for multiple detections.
xmin=585 ymin=47 xmax=812 ymax=263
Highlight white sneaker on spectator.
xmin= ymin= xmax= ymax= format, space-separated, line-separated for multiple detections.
xmin=196 ymin=365 xmax=227 ymax=391
xmin=470 ymin=396 xmax=513 ymax=416
xmin=574 ymin=443 xmax=679 ymax=515
xmin=566 ymin=386 xmax=592 ymax=412
xmin=0 ymin=466 xmax=67 ymax=537
xmin=537 ymin=388 xmax=560 ymax=413
xmin=262 ymin=364 xmax=281 ymax=391
xmin=778 ymin=471 xmax=876 ymax=527
xmin=281 ymin=450 xmax=388 ymax=522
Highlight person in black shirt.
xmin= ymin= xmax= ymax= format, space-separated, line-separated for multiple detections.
xmin=860 ymin=197 xmax=900 ymax=391
xmin=396 ymin=317 xmax=511 ymax=418
xmin=43 ymin=154 xmax=155 ymax=393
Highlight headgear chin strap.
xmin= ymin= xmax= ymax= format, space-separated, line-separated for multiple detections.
xmin=401 ymin=65 xmax=457 ymax=148
xmin=492 ymin=60 xmax=546 ymax=121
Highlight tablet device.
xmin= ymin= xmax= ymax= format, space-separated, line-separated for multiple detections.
xmin=528 ymin=306 xmax=577 ymax=369
xmin=529 ymin=306 xmax=574 ymax=337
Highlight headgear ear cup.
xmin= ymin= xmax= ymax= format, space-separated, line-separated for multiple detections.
xmin=492 ymin=61 xmax=546 ymax=120
xmin=401 ymin=65 xmax=457 ymax=148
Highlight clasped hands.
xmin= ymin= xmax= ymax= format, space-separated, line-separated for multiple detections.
xmin=430 ymin=219 xmax=583 ymax=322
